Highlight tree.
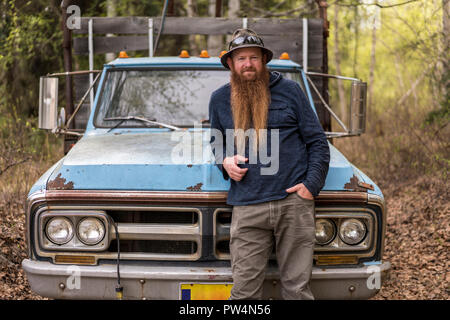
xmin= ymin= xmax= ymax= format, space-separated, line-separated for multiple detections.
xmin=105 ymin=0 xmax=117 ymax=62
xmin=0 ymin=0 xmax=63 ymax=118
xmin=333 ymin=3 xmax=347 ymax=123
xmin=186 ymin=0 xmax=200 ymax=55
xmin=207 ymin=0 xmax=223 ymax=56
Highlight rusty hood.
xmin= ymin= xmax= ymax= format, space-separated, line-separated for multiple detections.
xmin=44 ymin=130 xmax=381 ymax=195
xmin=46 ymin=130 xmax=229 ymax=192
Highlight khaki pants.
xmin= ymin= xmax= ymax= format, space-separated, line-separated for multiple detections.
xmin=229 ymin=192 xmax=315 ymax=300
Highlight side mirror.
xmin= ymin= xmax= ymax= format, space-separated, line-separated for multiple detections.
xmin=39 ymin=77 xmax=58 ymax=130
xmin=349 ymin=81 xmax=367 ymax=135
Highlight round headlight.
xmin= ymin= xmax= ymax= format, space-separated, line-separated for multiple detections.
xmin=315 ymin=219 xmax=336 ymax=245
xmin=339 ymin=218 xmax=367 ymax=245
xmin=46 ymin=217 xmax=74 ymax=245
xmin=77 ymin=217 xmax=105 ymax=245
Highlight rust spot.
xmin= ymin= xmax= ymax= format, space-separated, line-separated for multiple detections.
xmin=344 ymin=175 xmax=366 ymax=192
xmin=358 ymin=181 xmax=374 ymax=191
xmin=344 ymin=175 xmax=374 ymax=192
xmin=186 ymin=183 xmax=203 ymax=191
xmin=47 ymin=173 xmax=74 ymax=190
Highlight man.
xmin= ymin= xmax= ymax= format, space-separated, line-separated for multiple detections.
xmin=209 ymin=29 xmax=330 ymax=300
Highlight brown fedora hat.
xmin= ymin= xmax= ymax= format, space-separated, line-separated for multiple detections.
xmin=220 ymin=29 xmax=273 ymax=69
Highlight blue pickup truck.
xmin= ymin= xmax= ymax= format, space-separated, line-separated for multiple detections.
xmin=23 ymin=53 xmax=390 ymax=299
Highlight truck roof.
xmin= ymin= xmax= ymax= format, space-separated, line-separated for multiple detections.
xmin=107 ymin=56 xmax=302 ymax=70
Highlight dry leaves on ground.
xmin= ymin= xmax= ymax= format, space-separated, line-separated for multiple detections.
xmin=372 ymin=175 xmax=449 ymax=300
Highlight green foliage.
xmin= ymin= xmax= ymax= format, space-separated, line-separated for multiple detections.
xmin=328 ymin=0 xmax=446 ymax=115
xmin=0 ymin=0 xmax=63 ymax=118
xmin=425 ymin=104 xmax=449 ymax=125
xmin=425 ymin=64 xmax=449 ymax=125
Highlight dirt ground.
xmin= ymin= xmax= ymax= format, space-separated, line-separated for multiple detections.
xmin=0 ymin=170 xmax=448 ymax=300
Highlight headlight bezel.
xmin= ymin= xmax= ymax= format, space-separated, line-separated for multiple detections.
xmin=38 ymin=211 xmax=109 ymax=252
xmin=313 ymin=209 xmax=375 ymax=253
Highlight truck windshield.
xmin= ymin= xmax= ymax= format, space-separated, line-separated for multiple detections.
xmin=94 ymin=69 xmax=302 ymax=128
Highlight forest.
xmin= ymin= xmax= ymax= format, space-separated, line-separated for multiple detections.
xmin=0 ymin=0 xmax=448 ymax=299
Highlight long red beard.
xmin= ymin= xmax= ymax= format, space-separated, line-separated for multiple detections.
xmin=230 ymin=65 xmax=270 ymax=152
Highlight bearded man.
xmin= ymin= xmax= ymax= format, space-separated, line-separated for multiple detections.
xmin=209 ymin=29 xmax=330 ymax=300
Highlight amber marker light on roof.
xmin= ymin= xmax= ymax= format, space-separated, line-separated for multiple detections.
xmin=118 ymin=51 xmax=129 ymax=58
xmin=219 ymin=50 xmax=227 ymax=58
xmin=279 ymin=52 xmax=290 ymax=60
xmin=199 ymin=50 xmax=210 ymax=58
xmin=179 ymin=50 xmax=190 ymax=58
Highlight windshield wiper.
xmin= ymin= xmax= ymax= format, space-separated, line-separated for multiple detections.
xmin=103 ymin=116 xmax=182 ymax=132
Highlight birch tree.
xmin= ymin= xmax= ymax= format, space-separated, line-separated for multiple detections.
xmin=333 ymin=3 xmax=347 ymax=123
xmin=368 ymin=14 xmax=378 ymax=116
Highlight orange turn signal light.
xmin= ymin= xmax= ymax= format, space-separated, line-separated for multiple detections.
xmin=118 ymin=51 xmax=129 ymax=58
xmin=55 ymin=255 xmax=96 ymax=265
xmin=219 ymin=50 xmax=227 ymax=58
xmin=316 ymin=255 xmax=358 ymax=265
xmin=279 ymin=52 xmax=290 ymax=60
xmin=200 ymin=50 xmax=210 ymax=58
xmin=179 ymin=50 xmax=190 ymax=58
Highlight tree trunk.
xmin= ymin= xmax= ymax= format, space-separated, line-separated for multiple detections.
xmin=105 ymin=0 xmax=116 ymax=62
xmin=368 ymin=18 xmax=377 ymax=118
xmin=444 ymin=0 xmax=449 ymax=51
xmin=226 ymin=0 xmax=240 ymax=46
xmin=333 ymin=4 xmax=347 ymax=124
xmin=168 ymin=0 xmax=175 ymax=16
xmin=186 ymin=0 xmax=200 ymax=55
xmin=207 ymin=0 xmax=223 ymax=56
xmin=228 ymin=0 xmax=240 ymax=17
xmin=353 ymin=5 xmax=359 ymax=78
xmin=441 ymin=0 xmax=449 ymax=107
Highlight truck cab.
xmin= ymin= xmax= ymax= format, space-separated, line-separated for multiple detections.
xmin=23 ymin=53 xmax=390 ymax=299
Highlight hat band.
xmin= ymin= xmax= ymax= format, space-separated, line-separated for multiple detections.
xmin=228 ymin=35 xmax=265 ymax=50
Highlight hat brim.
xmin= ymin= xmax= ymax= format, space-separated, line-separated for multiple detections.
xmin=220 ymin=45 xmax=273 ymax=69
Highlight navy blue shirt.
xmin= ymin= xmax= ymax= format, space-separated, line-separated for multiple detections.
xmin=209 ymin=71 xmax=330 ymax=205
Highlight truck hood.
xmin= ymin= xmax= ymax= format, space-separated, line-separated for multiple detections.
xmin=45 ymin=131 xmax=380 ymax=194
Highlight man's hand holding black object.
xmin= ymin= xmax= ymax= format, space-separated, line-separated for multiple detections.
xmin=223 ymin=155 xmax=249 ymax=181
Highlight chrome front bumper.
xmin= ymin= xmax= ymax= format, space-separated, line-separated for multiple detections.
xmin=22 ymin=259 xmax=390 ymax=300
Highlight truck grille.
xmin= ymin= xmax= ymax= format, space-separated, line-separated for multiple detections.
xmin=108 ymin=210 xmax=199 ymax=224
xmin=214 ymin=209 xmax=232 ymax=259
xmin=108 ymin=240 xmax=198 ymax=255
xmin=107 ymin=208 xmax=201 ymax=260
